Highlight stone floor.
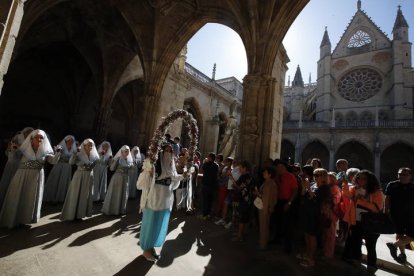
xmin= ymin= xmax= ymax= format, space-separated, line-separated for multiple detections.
xmin=0 ymin=200 xmax=412 ymax=276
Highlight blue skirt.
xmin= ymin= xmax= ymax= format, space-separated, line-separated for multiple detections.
xmin=139 ymin=208 xmax=170 ymax=250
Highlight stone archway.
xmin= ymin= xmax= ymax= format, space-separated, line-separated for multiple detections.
xmin=0 ymin=0 xmax=310 ymax=168
xmin=380 ymin=143 xmax=414 ymax=184
xmin=0 ymin=41 xmax=97 ymax=141
xmin=107 ymin=79 xmax=145 ymax=150
xmin=181 ymin=98 xmax=203 ymax=153
xmin=336 ymin=141 xmax=374 ymax=171
xmin=281 ymin=139 xmax=295 ymax=163
xmin=302 ymin=140 xmax=329 ymax=168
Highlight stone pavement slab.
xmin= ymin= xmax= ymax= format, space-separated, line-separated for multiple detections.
xmin=0 ymin=201 xmax=411 ymax=275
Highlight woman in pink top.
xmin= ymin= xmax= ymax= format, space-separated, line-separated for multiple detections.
xmin=342 ymin=170 xmax=384 ymax=273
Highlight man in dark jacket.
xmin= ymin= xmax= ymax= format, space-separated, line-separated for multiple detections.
xmin=200 ymin=152 xmax=219 ymax=219
xmin=385 ymin=167 xmax=414 ymax=263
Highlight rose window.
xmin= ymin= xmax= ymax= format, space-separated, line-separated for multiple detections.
xmin=347 ymin=30 xmax=372 ymax=48
xmin=337 ymin=68 xmax=382 ymax=102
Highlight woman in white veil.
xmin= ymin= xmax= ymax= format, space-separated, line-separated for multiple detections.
xmin=0 ymin=132 xmax=22 ymax=207
xmin=43 ymin=135 xmax=77 ymax=203
xmin=102 ymin=145 xmax=133 ymax=215
xmin=60 ymin=138 xmax=99 ymax=221
xmin=0 ymin=129 xmax=59 ymax=228
xmin=93 ymin=141 xmax=112 ymax=201
xmin=16 ymin=127 xmax=34 ymax=145
xmin=128 ymin=146 xmax=143 ymax=199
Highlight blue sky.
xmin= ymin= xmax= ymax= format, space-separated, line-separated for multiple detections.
xmin=186 ymin=0 xmax=414 ymax=85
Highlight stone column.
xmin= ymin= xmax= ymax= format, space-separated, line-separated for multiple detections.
xmin=203 ymin=116 xmax=220 ymax=154
xmin=96 ymin=107 xmax=112 ymax=141
xmin=0 ymin=0 xmax=25 ymax=95
xmin=374 ymin=140 xmax=381 ymax=179
xmin=295 ymin=133 xmax=302 ymax=165
xmin=238 ymin=74 xmax=280 ymax=167
xmin=329 ymin=134 xmax=335 ymax=171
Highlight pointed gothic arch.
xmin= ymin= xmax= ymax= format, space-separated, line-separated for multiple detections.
xmin=181 ymin=97 xmax=203 ymax=150
xmin=335 ymin=141 xmax=373 ymax=171
xmin=281 ymin=139 xmax=295 ymax=163
xmin=107 ymin=79 xmax=145 ymax=149
xmin=380 ymin=143 xmax=414 ymax=184
xmin=301 ymin=140 xmax=329 ymax=168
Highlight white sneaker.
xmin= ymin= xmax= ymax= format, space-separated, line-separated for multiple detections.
xmin=215 ymin=219 xmax=225 ymax=226
xmin=224 ymin=222 xmax=232 ymax=229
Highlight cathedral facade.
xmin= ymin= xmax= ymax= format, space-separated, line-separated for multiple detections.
xmin=282 ymin=2 xmax=414 ymax=184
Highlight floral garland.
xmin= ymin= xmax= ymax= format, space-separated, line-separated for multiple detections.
xmin=148 ymin=109 xmax=199 ymax=163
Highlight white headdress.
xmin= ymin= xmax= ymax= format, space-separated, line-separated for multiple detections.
xmin=97 ymin=141 xmax=113 ymax=161
xmin=78 ymin=138 xmax=99 ymax=163
xmin=58 ymin=135 xmax=77 ymax=155
xmin=131 ymin=146 xmax=142 ymax=163
xmin=17 ymin=126 xmax=34 ymax=145
xmin=19 ymin=129 xmax=54 ymax=160
xmin=113 ymin=145 xmax=133 ymax=165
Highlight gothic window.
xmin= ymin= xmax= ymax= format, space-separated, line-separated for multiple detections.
xmin=360 ymin=111 xmax=373 ymax=121
xmin=379 ymin=110 xmax=389 ymax=121
xmin=337 ymin=68 xmax=382 ymax=102
xmin=347 ymin=30 xmax=372 ymax=48
xmin=335 ymin=113 xmax=344 ymax=125
xmin=346 ymin=111 xmax=357 ymax=122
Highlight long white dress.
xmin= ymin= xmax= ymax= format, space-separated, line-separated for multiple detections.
xmin=43 ymin=152 xmax=72 ymax=203
xmin=60 ymin=153 xmax=96 ymax=221
xmin=102 ymin=158 xmax=131 ymax=215
xmin=0 ymin=150 xmax=22 ymax=207
xmin=43 ymin=135 xmax=77 ymax=203
xmin=93 ymin=157 xmax=110 ymax=201
xmin=0 ymin=129 xmax=57 ymax=228
xmin=128 ymin=153 xmax=143 ymax=199
xmin=93 ymin=142 xmax=112 ymax=202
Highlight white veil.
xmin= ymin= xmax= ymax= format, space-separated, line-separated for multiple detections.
xmin=113 ymin=145 xmax=133 ymax=165
xmin=17 ymin=126 xmax=34 ymax=145
xmin=97 ymin=141 xmax=113 ymax=161
xmin=131 ymin=146 xmax=142 ymax=163
xmin=19 ymin=129 xmax=54 ymax=160
xmin=78 ymin=138 xmax=100 ymax=163
xmin=58 ymin=135 xmax=77 ymax=155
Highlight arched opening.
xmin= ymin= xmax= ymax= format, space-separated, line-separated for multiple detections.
xmin=280 ymin=139 xmax=295 ymax=163
xmin=181 ymin=98 xmax=203 ymax=151
xmin=107 ymin=79 xmax=145 ymax=150
xmin=187 ymin=23 xmax=247 ymax=82
xmin=360 ymin=111 xmax=373 ymax=121
xmin=301 ymin=140 xmax=329 ymax=168
xmin=0 ymin=0 xmax=138 ymax=147
xmin=335 ymin=112 xmax=344 ymax=126
xmin=381 ymin=143 xmax=414 ymax=185
xmin=346 ymin=111 xmax=358 ymax=125
xmin=0 ymin=41 xmax=97 ymax=142
xmin=335 ymin=141 xmax=373 ymax=171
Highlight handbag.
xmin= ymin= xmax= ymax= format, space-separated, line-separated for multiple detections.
xmin=360 ymin=202 xmax=395 ymax=234
xmin=253 ymin=197 xmax=263 ymax=210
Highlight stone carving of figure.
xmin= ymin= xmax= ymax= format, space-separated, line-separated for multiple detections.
xmin=218 ymin=115 xmax=237 ymax=157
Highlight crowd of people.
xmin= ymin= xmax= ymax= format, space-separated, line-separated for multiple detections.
xmin=0 ymin=128 xmax=413 ymax=274
xmin=195 ymin=155 xmax=414 ymax=274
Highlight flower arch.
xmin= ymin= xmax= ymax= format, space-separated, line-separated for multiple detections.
xmin=148 ymin=109 xmax=199 ymax=163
